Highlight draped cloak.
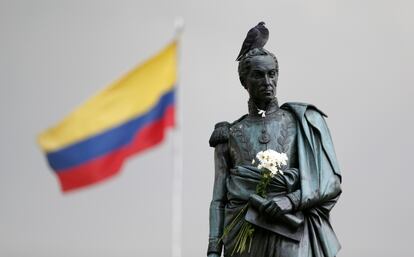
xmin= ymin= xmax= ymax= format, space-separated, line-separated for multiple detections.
xmin=281 ymin=102 xmax=342 ymax=257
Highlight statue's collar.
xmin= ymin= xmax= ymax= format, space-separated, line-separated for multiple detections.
xmin=248 ymin=98 xmax=279 ymax=117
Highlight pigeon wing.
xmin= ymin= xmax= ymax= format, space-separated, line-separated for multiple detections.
xmin=236 ymin=27 xmax=259 ymax=61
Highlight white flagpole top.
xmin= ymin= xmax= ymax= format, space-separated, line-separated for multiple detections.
xmin=174 ymin=17 xmax=185 ymax=39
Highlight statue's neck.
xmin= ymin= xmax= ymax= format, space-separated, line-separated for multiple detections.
xmin=248 ymin=98 xmax=279 ymax=116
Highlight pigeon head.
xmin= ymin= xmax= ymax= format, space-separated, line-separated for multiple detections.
xmin=258 ymin=21 xmax=265 ymax=26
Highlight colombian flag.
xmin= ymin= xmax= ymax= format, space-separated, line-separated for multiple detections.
xmin=38 ymin=41 xmax=177 ymax=192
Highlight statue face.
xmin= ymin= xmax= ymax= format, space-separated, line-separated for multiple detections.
xmin=244 ymin=55 xmax=278 ymax=103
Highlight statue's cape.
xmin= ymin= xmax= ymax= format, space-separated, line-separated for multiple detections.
xmin=281 ymin=102 xmax=342 ymax=257
xmin=281 ymin=102 xmax=341 ymax=206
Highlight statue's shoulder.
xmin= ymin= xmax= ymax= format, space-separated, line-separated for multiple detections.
xmin=281 ymin=102 xmax=328 ymax=118
xmin=209 ymin=114 xmax=248 ymax=147
xmin=278 ymin=108 xmax=296 ymax=122
xmin=281 ymin=102 xmax=332 ymax=132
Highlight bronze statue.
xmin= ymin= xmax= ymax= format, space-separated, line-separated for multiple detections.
xmin=207 ymin=23 xmax=342 ymax=257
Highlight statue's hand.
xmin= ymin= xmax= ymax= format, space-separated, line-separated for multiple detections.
xmin=208 ymin=253 xmax=221 ymax=257
xmin=261 ymin=196 xmax=293 ymax=218
xmin=249 ymin=194 xmax=293 ymax=217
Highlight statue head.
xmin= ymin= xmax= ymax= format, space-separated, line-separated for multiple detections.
xmin=238 ymin=48 xmax=279 ymax=104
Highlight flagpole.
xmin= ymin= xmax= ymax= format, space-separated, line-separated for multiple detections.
xmin=172 ymin=17 xmax=184 ymax=257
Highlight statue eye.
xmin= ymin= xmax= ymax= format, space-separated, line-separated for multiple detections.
xmin=251 ymin=71 xmax=263 ymax=79
xmin=269 ymin=71 xmax=276 ymax=78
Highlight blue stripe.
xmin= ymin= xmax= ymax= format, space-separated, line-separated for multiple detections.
xmin=47 ymin=88 xmax=175 ymax=171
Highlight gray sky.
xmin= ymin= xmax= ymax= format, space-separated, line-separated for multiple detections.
xmin=1 ymin=0 xmax=413 ymax=256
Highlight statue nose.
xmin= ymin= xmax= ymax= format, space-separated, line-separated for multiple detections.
xmin=265 ymin=75 xmax=272 ymax=86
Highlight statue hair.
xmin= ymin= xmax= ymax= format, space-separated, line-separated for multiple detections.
xmin=238 ymin=48 xmax=279 ymax=88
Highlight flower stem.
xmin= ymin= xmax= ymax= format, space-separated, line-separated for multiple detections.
xmin=222 ymin=168 xmax=274 ymax=255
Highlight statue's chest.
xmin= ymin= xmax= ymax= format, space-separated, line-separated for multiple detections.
xmin=229 ymin=111 xmax=298 ymax=167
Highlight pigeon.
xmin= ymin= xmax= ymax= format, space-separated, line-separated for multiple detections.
xmin=236 ymin=22 xmax=269 ymax=61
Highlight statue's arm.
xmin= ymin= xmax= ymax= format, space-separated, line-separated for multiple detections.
xmin=286 ymin=174 xmax=342 ymax=214
xmin=256 ymin=175 xmax=341 ymax=219
xmin=208 ymin=122 xmax=231 ymax=257
xmin=255 ymin=155 xmax=341 ymax=218
xmin=208 ymin=143 xmax=229 ymax=257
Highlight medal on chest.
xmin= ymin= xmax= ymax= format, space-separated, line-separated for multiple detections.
xmin=259 ymin=129 xmax=271 ymax=144
xmin=257 ymin=108 xmax=271 ymax=144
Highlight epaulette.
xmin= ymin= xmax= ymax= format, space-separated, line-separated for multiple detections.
xmin=232 ymin=114 xmax=248 ymax=124
xmin=209 ymin=114 xmax=248 ymax=148
xmin=209 ymin=122 xmax=230 ymax=147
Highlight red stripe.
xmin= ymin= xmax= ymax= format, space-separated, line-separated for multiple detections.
xmin=56 ymin=105 xmax=175 ymax=192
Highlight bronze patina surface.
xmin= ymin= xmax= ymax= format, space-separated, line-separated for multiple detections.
xmin=207 ymin=23 xmax=342 ymax=257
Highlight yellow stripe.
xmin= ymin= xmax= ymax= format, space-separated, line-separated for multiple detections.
xmin=39 ymin=41 xmax=177 ymax=152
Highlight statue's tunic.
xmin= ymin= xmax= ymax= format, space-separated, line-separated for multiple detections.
xmin=208 ymin=99 xmax=341 ymax=257
xmin=228 ymin=102 xmax=298 ymax=169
